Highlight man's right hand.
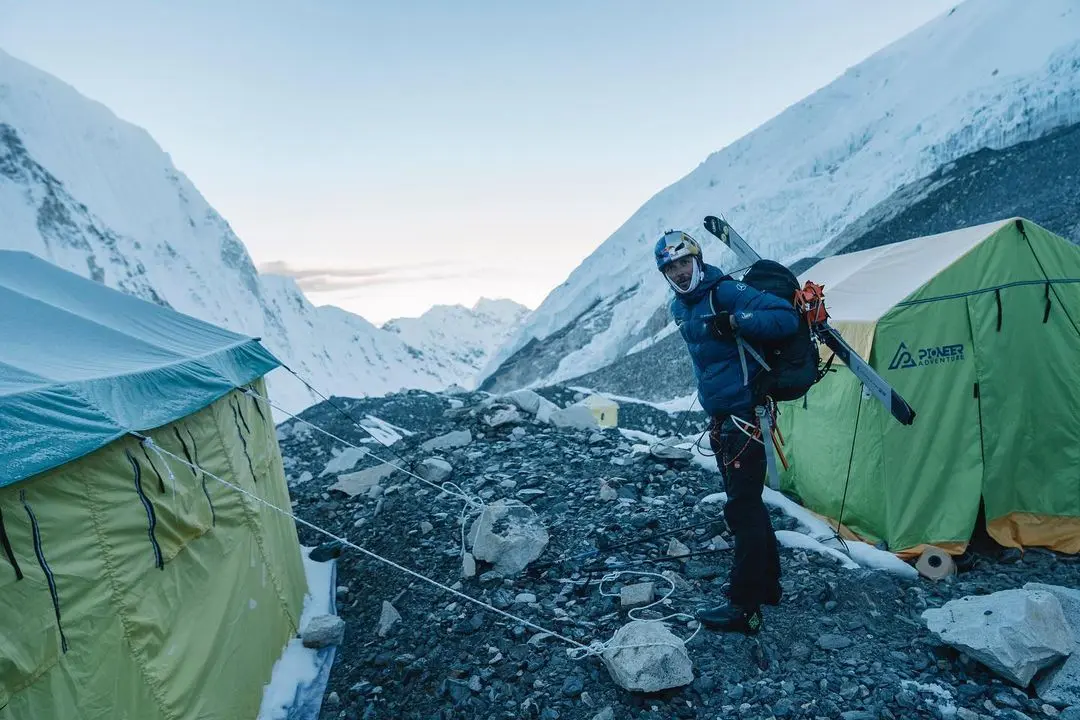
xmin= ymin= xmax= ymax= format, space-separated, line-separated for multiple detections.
xmin=709 ymin=311 xmax=736 ymax=341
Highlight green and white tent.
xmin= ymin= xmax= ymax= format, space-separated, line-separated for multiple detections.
xmin=777 ymin=218 xmax=1080 ymax=556
xmin=0 ymin=250 xmax=307 ymax=719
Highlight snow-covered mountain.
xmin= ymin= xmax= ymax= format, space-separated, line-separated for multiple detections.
xmin=480 ymin=0 xmax=1080 ymax=393
xmin=382 ymin=298 xmax=528 ymax=389
xmin=0 ymin=47 xmax=521 ymax=416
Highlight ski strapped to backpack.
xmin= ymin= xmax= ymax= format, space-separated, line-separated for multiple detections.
xmin=702 ymin=214 xmax=916 ymax=427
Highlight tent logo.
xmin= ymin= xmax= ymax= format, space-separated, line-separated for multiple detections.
xmin=888 ymin=343 xmax=917 ymax=370
xmin=888 ymin=341 xmax=965 ymax=370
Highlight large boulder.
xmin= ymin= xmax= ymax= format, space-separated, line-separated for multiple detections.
xmin=922 ymin=588 xmax=1073 ymax=686
xmin=601 ymin=621 xmax=694 ymax=692
xmin=1026 ymin=583 xmax=1080 ymax=706
xmin=467 ymin=499 xmax=549 ymax=575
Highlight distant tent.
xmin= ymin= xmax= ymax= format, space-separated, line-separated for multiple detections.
xmin=777 ymin=218 xmax=1080 ymax=556
xmin=0 ymin=251 xmax=307 ymax=719
xmin=580 ymin=394 xmax=619 ymax=428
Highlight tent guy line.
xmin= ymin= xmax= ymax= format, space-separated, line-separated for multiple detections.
xmin=130 ymin=432 xmax=694 ymax=662
xmin=234 ymin=386 xmax=703 ymax=658
xmin=242 ymin=387 xmax=480 ymax=509
xmin=243 ymin=386 xmax=490 ymax=566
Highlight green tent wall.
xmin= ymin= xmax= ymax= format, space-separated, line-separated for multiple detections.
xmin=776 ymin=218 xmax=1080 ymax=556
xmin=0 ymin=252 xmax=306 ymax=719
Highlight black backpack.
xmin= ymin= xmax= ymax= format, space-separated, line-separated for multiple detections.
xmin=739 ymin=260 xmax=822 ymax=402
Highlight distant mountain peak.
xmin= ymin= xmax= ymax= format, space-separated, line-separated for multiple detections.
xmin=0 ymin=47 xmax=516 ymax=414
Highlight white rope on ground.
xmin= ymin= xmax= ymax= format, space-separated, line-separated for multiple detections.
xmin=564 ymin=569 xmax=702 ymax=661
xmin=132 ymin=433 xmax=592 ymax=656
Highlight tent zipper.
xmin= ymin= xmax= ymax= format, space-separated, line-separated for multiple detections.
xmin=127 ymin=451 xmax=164 ymax=570
xmin=0 ymin=506 xmax=23 ymax=581
xmin=20 ymin=491 xmax=68 ymax=652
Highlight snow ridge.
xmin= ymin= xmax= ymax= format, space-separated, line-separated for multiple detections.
xmin=0 ymin=47 xmax=524 ymax=415
xmin=483 ymin=0 xmax=1080 ymax=388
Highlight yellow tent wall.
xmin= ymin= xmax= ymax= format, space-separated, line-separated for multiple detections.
xmin=0 ymin=380 xmax=306 ymax=720
xmin=581 ymin=395 xmax=619 ymax=428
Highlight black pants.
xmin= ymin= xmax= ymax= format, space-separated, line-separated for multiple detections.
xmin=710 ymin=415 xmax=782 ymax=609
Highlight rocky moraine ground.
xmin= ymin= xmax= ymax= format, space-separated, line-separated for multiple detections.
xmin=274 ymin=387 xmax=1080 ymax=720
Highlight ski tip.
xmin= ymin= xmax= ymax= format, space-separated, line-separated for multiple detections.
xmin=891 ymin=392 xmax=917 ymax=425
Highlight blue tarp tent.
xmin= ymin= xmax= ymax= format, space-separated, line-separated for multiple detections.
xmin=0 ymin=249 xmax=279 ymax=487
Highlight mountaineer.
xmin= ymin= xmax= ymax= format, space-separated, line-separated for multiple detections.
xmin=655 ymin=229 xmax=800 ymax=633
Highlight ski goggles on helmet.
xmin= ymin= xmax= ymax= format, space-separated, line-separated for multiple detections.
xmin=654 ymin=230 xmax=702 ymax=270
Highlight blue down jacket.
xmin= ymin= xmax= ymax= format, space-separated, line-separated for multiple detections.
xmin=670 ymin=263 xmax=800 ymax=417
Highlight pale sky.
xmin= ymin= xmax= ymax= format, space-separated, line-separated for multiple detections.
xmin=0 ymin=0 xmax=956 ymax=324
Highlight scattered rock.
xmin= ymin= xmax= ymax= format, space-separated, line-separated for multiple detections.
xmin=330 ymin=464 xmax=396 ymax=497
xmin=601 ymin=621 xmax=694 ymax=692
xmin=649 ymin=439 xmax=693 ymax=462
xmin=320 ymin=446 xmax=369 ymax=477
xmin=667 ymin=538 xmax=691 ymax=558
xmin=922 ymin=588 xmax=1073 ymax=686
xmin=619 ymin=582 xmax=655 ymax=608
xmin=275 ymin=386 xmax=1080 ymax=718
xmin=485 ymin=405 xmax=523 ymax=427
xmin=420 ymin=429 xmax=473 ymax=452
xmin=418 ymin=457 xmax=453 ymax=484
xmin=1037 ymin=656 xmax=1080 ymax=707
xmin=302 ymin=614 xmax=345 ymax=648
xmin=817 ymin=633 xmax=854 ymax=651
xmin=467 ymin=499 xmax=550 ymax=575
xmin=561 ymin=676 xmax=585 ymax=697
xmin=376 ymin=601 xmax=401 ymax=637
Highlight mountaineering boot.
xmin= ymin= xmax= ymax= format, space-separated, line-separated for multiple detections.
xmin=696 ymin=603 xmax=763 ymax=634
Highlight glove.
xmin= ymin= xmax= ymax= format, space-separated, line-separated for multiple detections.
xmin=708 ymin=310 xmax=736 ymax=340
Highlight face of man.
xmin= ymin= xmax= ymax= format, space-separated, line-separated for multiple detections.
xmin=664 ymin=256 xmax=696 ymax=291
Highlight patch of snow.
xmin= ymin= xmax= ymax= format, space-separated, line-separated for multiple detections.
xmin=568 ymin=386 xmax=700 ymax=415
xmin=685 ymin=431 xmax=918 ymax=577
xmin=358 ymin=414 xmax=412 ymax=446
xmin=625 ymin=322 xmax=680 ymax=356
xmin=775 ymin=530 xmax=860 ymax=570
xmin=618 ymin=428 xmax=662 ymax=444
xmin=256 ymin=546 xmax=335 ymax=720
